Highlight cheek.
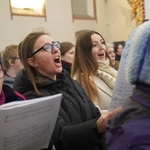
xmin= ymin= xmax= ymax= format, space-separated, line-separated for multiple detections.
xmin=18 ymin=63 xmax=24 ymax=69
xmin=18 ymin=61 xmax=23 ymax=67
xmin=103 ymin=45 xmax=106 ymax=50
xmin=42 ymin=57 xmax=52 ymax=64
xmin=15 ymin=61 xmax=23 ymax=68
xmin=91 ymin=50 xmax=97 ymax=59
xmin=110 ymin=52 xmax=113 ymax=55
xmin=37 ymin=59 xmax=53 ymax=72
xmin=69 ymin=54 xmax=74 ymax=60
xmin=36 ymin=54 xmax=52 ymax=66
xmin=69 ymin=55 xmax=74 ymax=63
xmin=64 ymin=54 xmax=72 ymax=61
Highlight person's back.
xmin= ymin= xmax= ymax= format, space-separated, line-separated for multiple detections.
xmin=106 ymin=20 xmax=150 ymax=150
xmin=1 ymin=44 xmax=24 ymax=88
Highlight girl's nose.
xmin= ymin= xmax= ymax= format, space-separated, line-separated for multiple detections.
xmin=52 ymin=46 xmax=60 ymax=53
xmin=98 ymin=44 xmax=104 ymax=50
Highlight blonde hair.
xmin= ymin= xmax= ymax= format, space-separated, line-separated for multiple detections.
xmin=106 ymin=43 xmax=114 ymax=49
xmin=2 ymin=45 xmax=18 ymax=71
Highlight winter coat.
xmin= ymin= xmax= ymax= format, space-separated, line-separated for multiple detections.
xmin=61 ymin=60 xmax=72 ymax=75
xmin=106 ymin=83 xmax=150 ymax=149
xmin=0 ymin=84 xmax=26 ymax=105
xmin=4 ymin=74 xmax=15 ymax=88
xmin=13 ymin=69 xmax=106 ymax=150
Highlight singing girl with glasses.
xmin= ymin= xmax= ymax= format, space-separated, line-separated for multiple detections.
xmin=13 ymin=29 xmax=122 ymax=150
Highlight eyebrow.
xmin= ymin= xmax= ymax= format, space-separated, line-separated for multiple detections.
xmin=92 ymin=39 xmax=104 ymax=43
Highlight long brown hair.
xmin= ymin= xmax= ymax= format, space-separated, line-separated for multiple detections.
xmin=18 ymin=29 xmax=50 ymax=95
xmin=60 ymin=42 xmax=74 ymax=56
xmin=71 ymin=30 xmax=106 ymax=103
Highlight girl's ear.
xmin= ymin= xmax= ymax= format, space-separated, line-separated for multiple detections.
xmin=8 ymin=59 xmax=14 ymax=66
xmin=27 ymin=58 xmax=38 ymax=67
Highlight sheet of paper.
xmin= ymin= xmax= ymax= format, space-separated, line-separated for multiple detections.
xmin=0 ymin=94 xmax=62 ymax=150
xmin=109 ymin=47 xmax=135 ymax=111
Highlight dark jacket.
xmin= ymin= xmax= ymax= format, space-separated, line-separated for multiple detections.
xmin=62 ymin=60 xmax=72 ymax=75
xmin=4 ymin=74 xmax=14 ymax=88
xmin=13 ymin=69 xmax=106 ymax=150
xmin=0 ymin=84 xmax=26 ymax=105
xmin=114 ymin=54 xmax=121 ymax=70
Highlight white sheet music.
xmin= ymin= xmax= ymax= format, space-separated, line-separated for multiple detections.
xmin=109 ymin=47 xmax=135 ymax=111
xmin=0 ymin=94 xmax=62 ymax=150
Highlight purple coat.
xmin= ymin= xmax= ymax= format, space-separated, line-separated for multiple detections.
xmin=106 ymin=83 xmax=150 ymax=150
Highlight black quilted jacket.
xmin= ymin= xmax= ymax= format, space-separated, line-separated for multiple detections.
xmin=14 ymin=69 xmax=106 ymax=150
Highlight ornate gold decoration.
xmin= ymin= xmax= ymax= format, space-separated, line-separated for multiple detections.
xmin=128 ymin=0 xmax=144 ymax=26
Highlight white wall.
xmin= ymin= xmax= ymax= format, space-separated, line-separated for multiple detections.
xmin=145 ymin=0 xmax=150 ymax=19
xmin=105 ymin=0 xmax=134 ymax=43
xmin=0 ymin=0 xmax=136 ymax=51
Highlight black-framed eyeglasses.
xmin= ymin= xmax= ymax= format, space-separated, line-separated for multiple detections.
xmin=30 ymin=41 xmax=60 ymax=57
